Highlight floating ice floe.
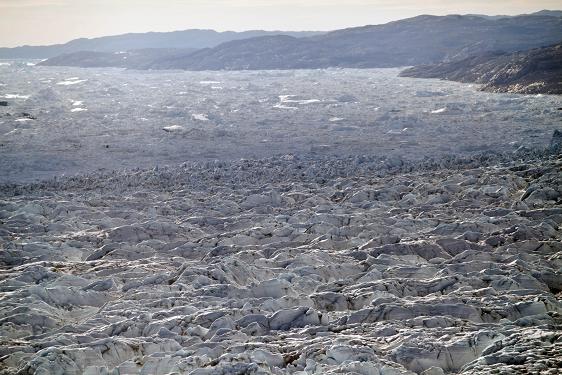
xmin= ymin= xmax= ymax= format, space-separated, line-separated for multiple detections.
xmin=71 ymin=100 xmax=84 ymax=106
xmin=15 ymin=118 xmax=34 ymax=122
xmin=279 ymin=95 xmax=322 ymax=105
xmin=57 ymin=78 xmax=88 ymax=86
xmin=273 ymin=104 xmax=298 ymax=110
xmin=274 ymin=95 xmax=322 ymax=109
xmin=3 ymin=94 xmax=30 ymax=99
xmin=386 ymin=128 xmax=409 ymax=135
xmin=299 ymin=99 xmax=321 ymax=104
xmin=162 ymin=125 xmax=185 ymax=133
xmin=431 ymin=108 xmax=447 ymax=114
xmin=192 ymin=113 xmax=210 ymax=121
xmin=70 ymin=108 xmax=88 ymax=112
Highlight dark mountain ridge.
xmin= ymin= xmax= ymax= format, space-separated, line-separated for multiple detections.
xmin=400 ymin=42 xmax=562 ymax=94
xmin=121 ymin=14 xmax=562 ymax=71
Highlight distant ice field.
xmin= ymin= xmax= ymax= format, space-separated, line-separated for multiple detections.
xmin=1 ymin=61 xmax=561 ymax=183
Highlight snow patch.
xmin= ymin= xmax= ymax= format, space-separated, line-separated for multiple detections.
xmin=200 ymin=81 xmax=221 ymax=85
xmin=57 ymin=78 xmax=88 ymax=86
xmin=431 ymin=108 xmax=447 ymax=114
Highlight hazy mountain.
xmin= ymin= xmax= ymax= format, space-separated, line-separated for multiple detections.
xmin=0 ymin=30 xmax=323 ymax=59
xmin=38 ymin=48 xmax=197 ymax=69
xmin=468 ymin=9 xmax=562 ymax=19
xmin=143 ymin=14 xmax=562 ymax=70
xmin=531 ymin=10 xmax=562 ymax=17
xmin=400 ymin=42 xmax=562 ymax=94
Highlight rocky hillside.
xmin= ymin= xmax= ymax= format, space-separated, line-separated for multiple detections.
xmin=401 ymin=42 xmax=562 ymax=94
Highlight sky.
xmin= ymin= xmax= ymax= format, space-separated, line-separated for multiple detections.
xmin=0 ymin=0 xmax=561 ymax=47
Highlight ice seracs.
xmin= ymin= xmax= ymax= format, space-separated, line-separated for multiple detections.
xmin=1 ymin=149 xmax=561 ymax=374
xmin=0 ymin=62 xmax=561 ymax=374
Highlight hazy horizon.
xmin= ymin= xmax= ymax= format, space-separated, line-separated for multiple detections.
xmin=0 ymin=0 xmax=561 ymax=48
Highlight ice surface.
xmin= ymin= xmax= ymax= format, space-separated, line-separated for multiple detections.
xmin=1 ymin=151 xmax=561 ymax=374
xmin=0 ymin=62 xmax=561 ymax=374
xmin=0 ymin=64 xmax=560 ymax=183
